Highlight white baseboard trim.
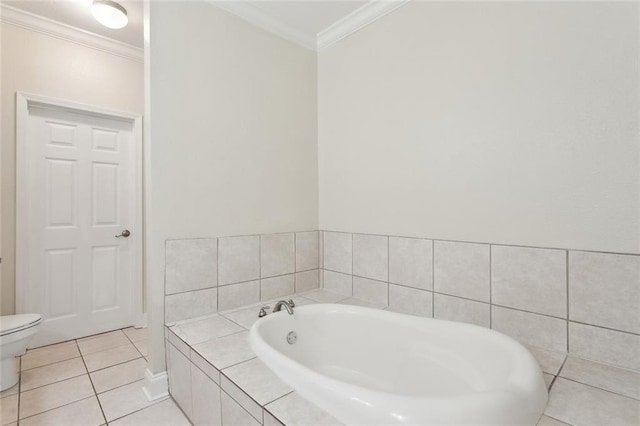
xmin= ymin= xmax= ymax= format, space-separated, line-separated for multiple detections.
xmin=142 ymin=368 xmax=169 ymax=402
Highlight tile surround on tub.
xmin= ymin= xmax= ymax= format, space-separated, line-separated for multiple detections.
xmin=165 ymin=229 xmax=639 ymax=374
xmin=164 ymin=231 xmax=320 ymax=324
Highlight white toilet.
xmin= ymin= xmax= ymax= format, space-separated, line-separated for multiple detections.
xmin=0 ymin=314 xmax=42 ymax=391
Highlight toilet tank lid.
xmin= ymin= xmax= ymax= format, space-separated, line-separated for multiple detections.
xmin=0 ymin=314 xmax=42 ymax=335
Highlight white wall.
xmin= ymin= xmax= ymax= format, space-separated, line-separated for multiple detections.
xmin=318 ymin=2 xmax=639 ymax=255
xmin=148 ymin=1 xmax=318 ymax=372
xmin=0 ymin=23 xmax=144 ymax=315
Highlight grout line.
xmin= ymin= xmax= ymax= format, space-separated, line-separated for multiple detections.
xmin=387 ymin=236 xmax=390 ymax=306
xmin=259 ymin=236 xmax=262 ymax=301
xmin=319 ymin=229 xmax=640 ymax=257
xmin=17 ymin=394 xmax=98 ymax=423
xmin=16 ymin=354 xmax=21 ymax=426
xmin=431 ymin=239 xmax=435 ymax=318
xmin=106 ymin=393 xmax=169 ymax=424
xmin=77 ymin=340 xmax=108 ymax=425
xmin=264 ymin=389 xmax=295 ymax=406
xmin=294 ymin=233 xmax=298 ymax=292
xmin=489 ymin=244 xmax=493 ymax=329
xmin=217 ymin=238 xmax=220 ymax=313
xmin=566 ymin=250 xmax=570 ymax=353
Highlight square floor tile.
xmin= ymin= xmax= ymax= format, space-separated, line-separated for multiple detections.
xmin=110 ymin=398 xmax=188 ymax=425
xmin=20 ymin=357 xmax=87 ymax=392
xmin=19 ymin=396 xmax=104 ymax=426
xmin=21 ymin=341 xmax=80 ymax=371
xmin=83 ymin=344 xmax=141 ymax=372
xmin=98 ymin=379 xmax=158 ymax=422
xmin=123 ymin=327 xmax=148 ymax=343
xmin=90 ymin=357 xmax=147 ymax=394
xmin=1 ymin=394 xmax=18 ymax=425
xmin=77 ymin=330 xmax=130 ymax=356
xmin=133 ymin=339 xmax=149 ymax=357
xmin=0 ymin=384 xmax=19 ymax=399
xmin=19 ymin=375 xmax=94 ymax=419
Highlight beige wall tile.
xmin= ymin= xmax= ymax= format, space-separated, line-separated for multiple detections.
xmin=165 ymin=288 xmax=218 ymax=324
xmin=261 ymin=274 xmax=295 ymax=301
xmin=569 ymin=251 xmax=640 ymax=334
xmin=323 ymin=232 xmax=352 ymax=274
xmin=434 ymin=293 xmax=489 ymax=327
xmin=389 ymin=237 xmax=433 ymax=291
xmin=323 ymin=270 xmax=352 ymax=296
xmin=388 ymin=285 xmax=432 ymax=317
xmin=569 ymin=322 xmax=640 ymax=371
xmin=434 ymin=240 xmax=489 ymax=301
xmin=218 ymin=236 xmax=260 ymax=285
xmin=165 ymin=239 xmax=217 ymax=294
xmin=296 ymin=231 xmax=319 ymax=272
xmin=261 ymin=233 xmax=295 ymax=278
xmin=295 ymin=270 xmax=319 ymax=293
xmin=492 ymin=245 xmax=567 ymax=318
xmin=191 ymin=364 xmax=222 ymax=426
xmin=353 ymin=277 xmax=388 ymax=306
xmin=492 ymin=306 xmax=567 ymax=352
xmin=218 ymin=281 xmax=259 ymax=312
xmin=353 ymin=234 xmax=388 ymax=282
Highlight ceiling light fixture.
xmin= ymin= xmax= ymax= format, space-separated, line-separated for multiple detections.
xmin=92 ymin=0 xmax=128 ymax=29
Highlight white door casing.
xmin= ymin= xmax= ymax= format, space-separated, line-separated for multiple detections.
xmin=16 ymin=93 xmax=143 ymax=347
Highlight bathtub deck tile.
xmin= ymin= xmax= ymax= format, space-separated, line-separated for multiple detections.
xmin=193 ymin=331 xmax=255 ymax=370
xmin=222 ymin=358 xmax=293 ymax=406
xmin=170 ymin=314 xmax=244 ymax=345
xmin=302 ymin=289 xmax=349 ymax=303
xmin=536 ymin=415 xmax=570 ymax=425
xmin=559 ymin=356 xmax=640 ymax=400
xmin=265 ymin=392 xmax=343 ymax=426
xmin=527 ymin=345 xmax=567 ymax=376
xmin=544 ymin=377 xmax=640 ymax=426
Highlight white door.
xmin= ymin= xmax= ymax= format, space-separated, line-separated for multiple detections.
xmin=17 ymin=94 xmax=142 ymax=347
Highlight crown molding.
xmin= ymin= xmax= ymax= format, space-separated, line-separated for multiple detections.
xmin=208 ymin=1 xmax=317 ymax=51
xmin=0 ymin=4 xmax=143 ymax=62
xmin=317 ymin=0 xmax=410 ymax=51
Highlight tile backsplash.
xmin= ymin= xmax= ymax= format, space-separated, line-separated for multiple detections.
xmin=165 ymin=229 xmax=639 ymax=371
xmin=164 ymin=231 xmax=320 ymax=324
xmin=320 ymin=231 xmax=639 ymax=371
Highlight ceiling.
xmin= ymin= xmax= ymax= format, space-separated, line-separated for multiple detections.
xmin=4 ymin=0 xmax=144 ymax=47
xmin=2 ymin=0 xmax=403 ymax=50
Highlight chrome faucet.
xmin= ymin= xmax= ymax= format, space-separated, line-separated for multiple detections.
xmin=273 ymin=300 xmax=294 ymax=315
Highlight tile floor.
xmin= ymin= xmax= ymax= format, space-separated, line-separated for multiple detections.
xmin=0 ymin=327 xmax=190 ymax=426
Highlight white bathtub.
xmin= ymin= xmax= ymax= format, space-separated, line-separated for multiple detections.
xmin=249 ymin=303 xmax=548 ymax=425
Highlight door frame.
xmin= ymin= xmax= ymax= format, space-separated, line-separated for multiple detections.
xmin=15 ymin=91 xmax=144 ymax=328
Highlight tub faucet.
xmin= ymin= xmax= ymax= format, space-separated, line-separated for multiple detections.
xmin=273 ymin=300 xmax=294 ymax=315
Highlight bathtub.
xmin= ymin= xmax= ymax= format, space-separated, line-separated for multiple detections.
xmin=249 ymin=303 xmax=548 ymax=425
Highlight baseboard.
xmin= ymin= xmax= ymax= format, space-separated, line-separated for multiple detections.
xmin=142 ymin=368 xmax=169 ymax=402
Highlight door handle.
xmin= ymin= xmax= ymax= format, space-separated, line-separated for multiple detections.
xmin=115 ymin=230 xmax=131 ymax=238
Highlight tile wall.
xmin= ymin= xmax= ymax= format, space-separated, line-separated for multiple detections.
xmin=164 ymin=230 xmax=639 ymax=371
xmin=164 ymin=231 xmax=320 ymax=324
xmin=320 ymin=231 xmax=640 ymax=371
